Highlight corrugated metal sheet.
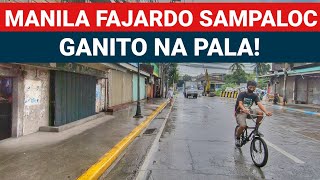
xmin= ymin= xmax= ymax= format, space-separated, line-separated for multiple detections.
xmin=51 ymin=71 xmax=96 ymax=126
xmin=285 ymin=76 xmax=295 ymax=103
xmin=296 ymin=76 xmax=308 ymax=103
xmin=308 ymin=77 xmax=320 ymax=105
xmin=133 ymin=74 xmax=138 ymax=101
xmin=109 ymin=70 xmax=133 ymax=107
xmin=132 ymin=74 xmax=146 ymax=101
xmin=140 ymin=76 xmax=146 ymax=99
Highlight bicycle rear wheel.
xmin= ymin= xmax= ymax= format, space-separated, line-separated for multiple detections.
xmin=250 ymin=137 xmax=268 ymax=167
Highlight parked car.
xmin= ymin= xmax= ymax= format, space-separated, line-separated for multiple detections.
xmin=184 ymin=81 xmax=199 ymax=99
xmin=184 ymin=86 xmax=198 ymax=98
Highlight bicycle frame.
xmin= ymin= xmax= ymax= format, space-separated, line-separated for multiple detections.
xmin=240 ymin=114 xmax=266 ymax=146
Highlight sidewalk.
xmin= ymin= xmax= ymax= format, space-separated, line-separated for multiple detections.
xmin=264 ymin=101 xmax=320 ymax=116
xmin=0 ymin=98 xmax=167 ymax=180
xmin=218 ymin=96 xmax=320 ymax=117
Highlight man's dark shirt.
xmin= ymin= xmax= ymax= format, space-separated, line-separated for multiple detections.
xmin=235 ymin=92 xmax=260 ymax=113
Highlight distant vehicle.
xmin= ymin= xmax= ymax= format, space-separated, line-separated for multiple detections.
xmin=198 ymin=86 xmax=204 ymax=97
xmin=184 ymin=81 xmax=198 ymax=98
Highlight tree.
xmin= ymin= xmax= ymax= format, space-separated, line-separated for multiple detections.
xmin=182 ymin=74 xmax=192 ymax=81
xmin=225 ymin=68 xmax=248 ymax=85
xmin=253 ymin=63 xmax=271 ymax=76
xmin=230 ymin=63 xmax=245 ymax=72
xmin=159 ymin=63 xmax=179 ymax=97
xmin=168 ymin=63 xmax=179 ymax=88
xmin=247 ymin=73 xmax=268 ymax=89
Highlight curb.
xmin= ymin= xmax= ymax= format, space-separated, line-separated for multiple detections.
xmin=77 ymin=100 xmax=169 ymax=180
xmin=135 ymin=100 xmax=175 ymax=180
xmin=272 ymin=105 xmax=320 ymax=117
xmin=39 ymin=113 xmax=113 ymax=132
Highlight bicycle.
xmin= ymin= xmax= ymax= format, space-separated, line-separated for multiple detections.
xmin=234 ymin=113 xmax=269 ymax=167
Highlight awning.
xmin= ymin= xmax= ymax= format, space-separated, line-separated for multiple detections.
xmin=259 ymin=66 xmax=320 ymax=77
xmin=287 ymin=66 xmax=320 ymax=76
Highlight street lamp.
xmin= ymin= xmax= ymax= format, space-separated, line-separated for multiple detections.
xmin=134 ymin=62 xmax=143 ymax=118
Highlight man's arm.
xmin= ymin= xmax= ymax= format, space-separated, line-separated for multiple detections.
xmin=257 ymin=102 xmax=272 ymax=116
xmin=239 ymin=101 xmax=250 ymax=114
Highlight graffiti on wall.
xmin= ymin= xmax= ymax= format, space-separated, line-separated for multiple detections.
xmin=96 ymin=84 xmax=101 ymax=112
xmin=24 ymin=80 xmax=42 ymax=106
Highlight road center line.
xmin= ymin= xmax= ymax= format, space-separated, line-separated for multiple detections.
xmin=264 ymin=139 xmax=305 ymax=164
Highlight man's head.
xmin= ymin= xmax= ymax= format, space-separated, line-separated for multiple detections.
xmin=247 ymin=81 xmax=257 ymax=93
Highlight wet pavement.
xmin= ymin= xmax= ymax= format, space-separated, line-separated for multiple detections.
xmin=0 ymin=99 xmax=165 ymax=180
xmin=140 ymin=94 xmax=320 ymax=180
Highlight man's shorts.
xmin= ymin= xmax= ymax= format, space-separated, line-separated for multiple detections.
xmin=236 ymin=109 xmax=259 ymax=127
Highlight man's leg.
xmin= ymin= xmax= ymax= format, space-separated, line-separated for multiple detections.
xmin=236 ymin=113 xmax=247 ymax=137
xmin=252 ymin=109 xmax=263 ymax=126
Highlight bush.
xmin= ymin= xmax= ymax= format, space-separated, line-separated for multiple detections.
xmin=216 ymin=89 xmax=222 ymax=96
xmin=221 ymin=83 xmax=238 ymax=91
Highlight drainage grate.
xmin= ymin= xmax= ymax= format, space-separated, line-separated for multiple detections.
xmin=144 ymin=128 xmax=156 ymax=135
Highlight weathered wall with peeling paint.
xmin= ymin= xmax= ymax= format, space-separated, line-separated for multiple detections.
xmin=96 ymin=79 xmax=106 ymax=112
xmin=22 ymin=66 xmax=49 ymax=135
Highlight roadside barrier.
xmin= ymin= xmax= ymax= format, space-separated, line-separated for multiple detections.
xmin=220 ymin=91 xmax=239 ymax=99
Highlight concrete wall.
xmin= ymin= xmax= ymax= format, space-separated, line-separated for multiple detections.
xmin=109 ymin=70 xmax=133 ymax=107
xmin=22 ymin=66 xmax=50 ymax=135
xmin=96 ymin=79 xmax=106 ymax=112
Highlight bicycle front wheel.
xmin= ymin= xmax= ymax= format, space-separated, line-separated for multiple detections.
xmin=250 ymin=137 xmax=268 ymax=167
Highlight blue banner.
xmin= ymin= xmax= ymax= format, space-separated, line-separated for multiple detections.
xmin=0 ymin=32 xmax=318 ymax=62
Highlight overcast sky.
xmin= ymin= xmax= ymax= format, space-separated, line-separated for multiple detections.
xmin=178 ymin=63 xmax=256 ymax=76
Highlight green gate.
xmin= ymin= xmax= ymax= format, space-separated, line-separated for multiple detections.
xmin=50 ymin=71 xmax=96 ymax=126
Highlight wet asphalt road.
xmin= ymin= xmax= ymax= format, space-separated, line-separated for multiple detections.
xmin=142 ymin=93 xmax=320 ymax=180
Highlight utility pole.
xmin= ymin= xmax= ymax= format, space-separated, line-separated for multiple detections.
xmin=134 ymin=62 xmax=143 ymax=118
xmin=282 ymin=63 xmax=288 ymax=106
xmin=255 ymin=63 xmax=259 ymax=82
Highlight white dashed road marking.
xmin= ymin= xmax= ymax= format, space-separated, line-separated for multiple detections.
xmin=264 ymin=139 xmax=305 ymax=164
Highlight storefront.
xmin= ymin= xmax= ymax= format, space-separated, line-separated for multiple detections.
xmin=132 ymin=73 xmax=146 ymax=101
xmin=109 ymin=69 xmax=133 ymax=107
xmin=46 ymin=63 xmax=107 ymax=126
xmin=0 ymin=77 xmax=12 ymax=140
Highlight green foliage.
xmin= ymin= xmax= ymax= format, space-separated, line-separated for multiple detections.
xmin=215 ymin=89 xmax=222 ymax=96
xmin=221 ymin=83 xmax=238 ymax=91
xmin=254 ymin=63 xmax=271 ymax=75
xmin=168 ymin=63 xmax=179 ymax=86
xmin=230 ymin=63 xmax=245 ymax=72
xmin=225 ymin=68 xmax=248 ymax=85
xmin=257 ymin=78 xmax=269 ymax=89
xmin=177 ymin=80 xmax=184 ymax=87
xmin=246 ymin=73 xmax=255 ymax=81
xmin=182 ymin=74 xmax=192 ymax=81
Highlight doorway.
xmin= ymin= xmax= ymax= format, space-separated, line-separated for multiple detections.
xmin=0 ymin=77 xmax=13 ymax=140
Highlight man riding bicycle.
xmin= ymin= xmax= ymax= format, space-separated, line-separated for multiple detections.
xmin=235 ymin=81 xmax=272 ymax=147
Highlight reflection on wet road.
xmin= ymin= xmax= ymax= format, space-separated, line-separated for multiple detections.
xmin=143 ymin=93 xmax=320 ymax=179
